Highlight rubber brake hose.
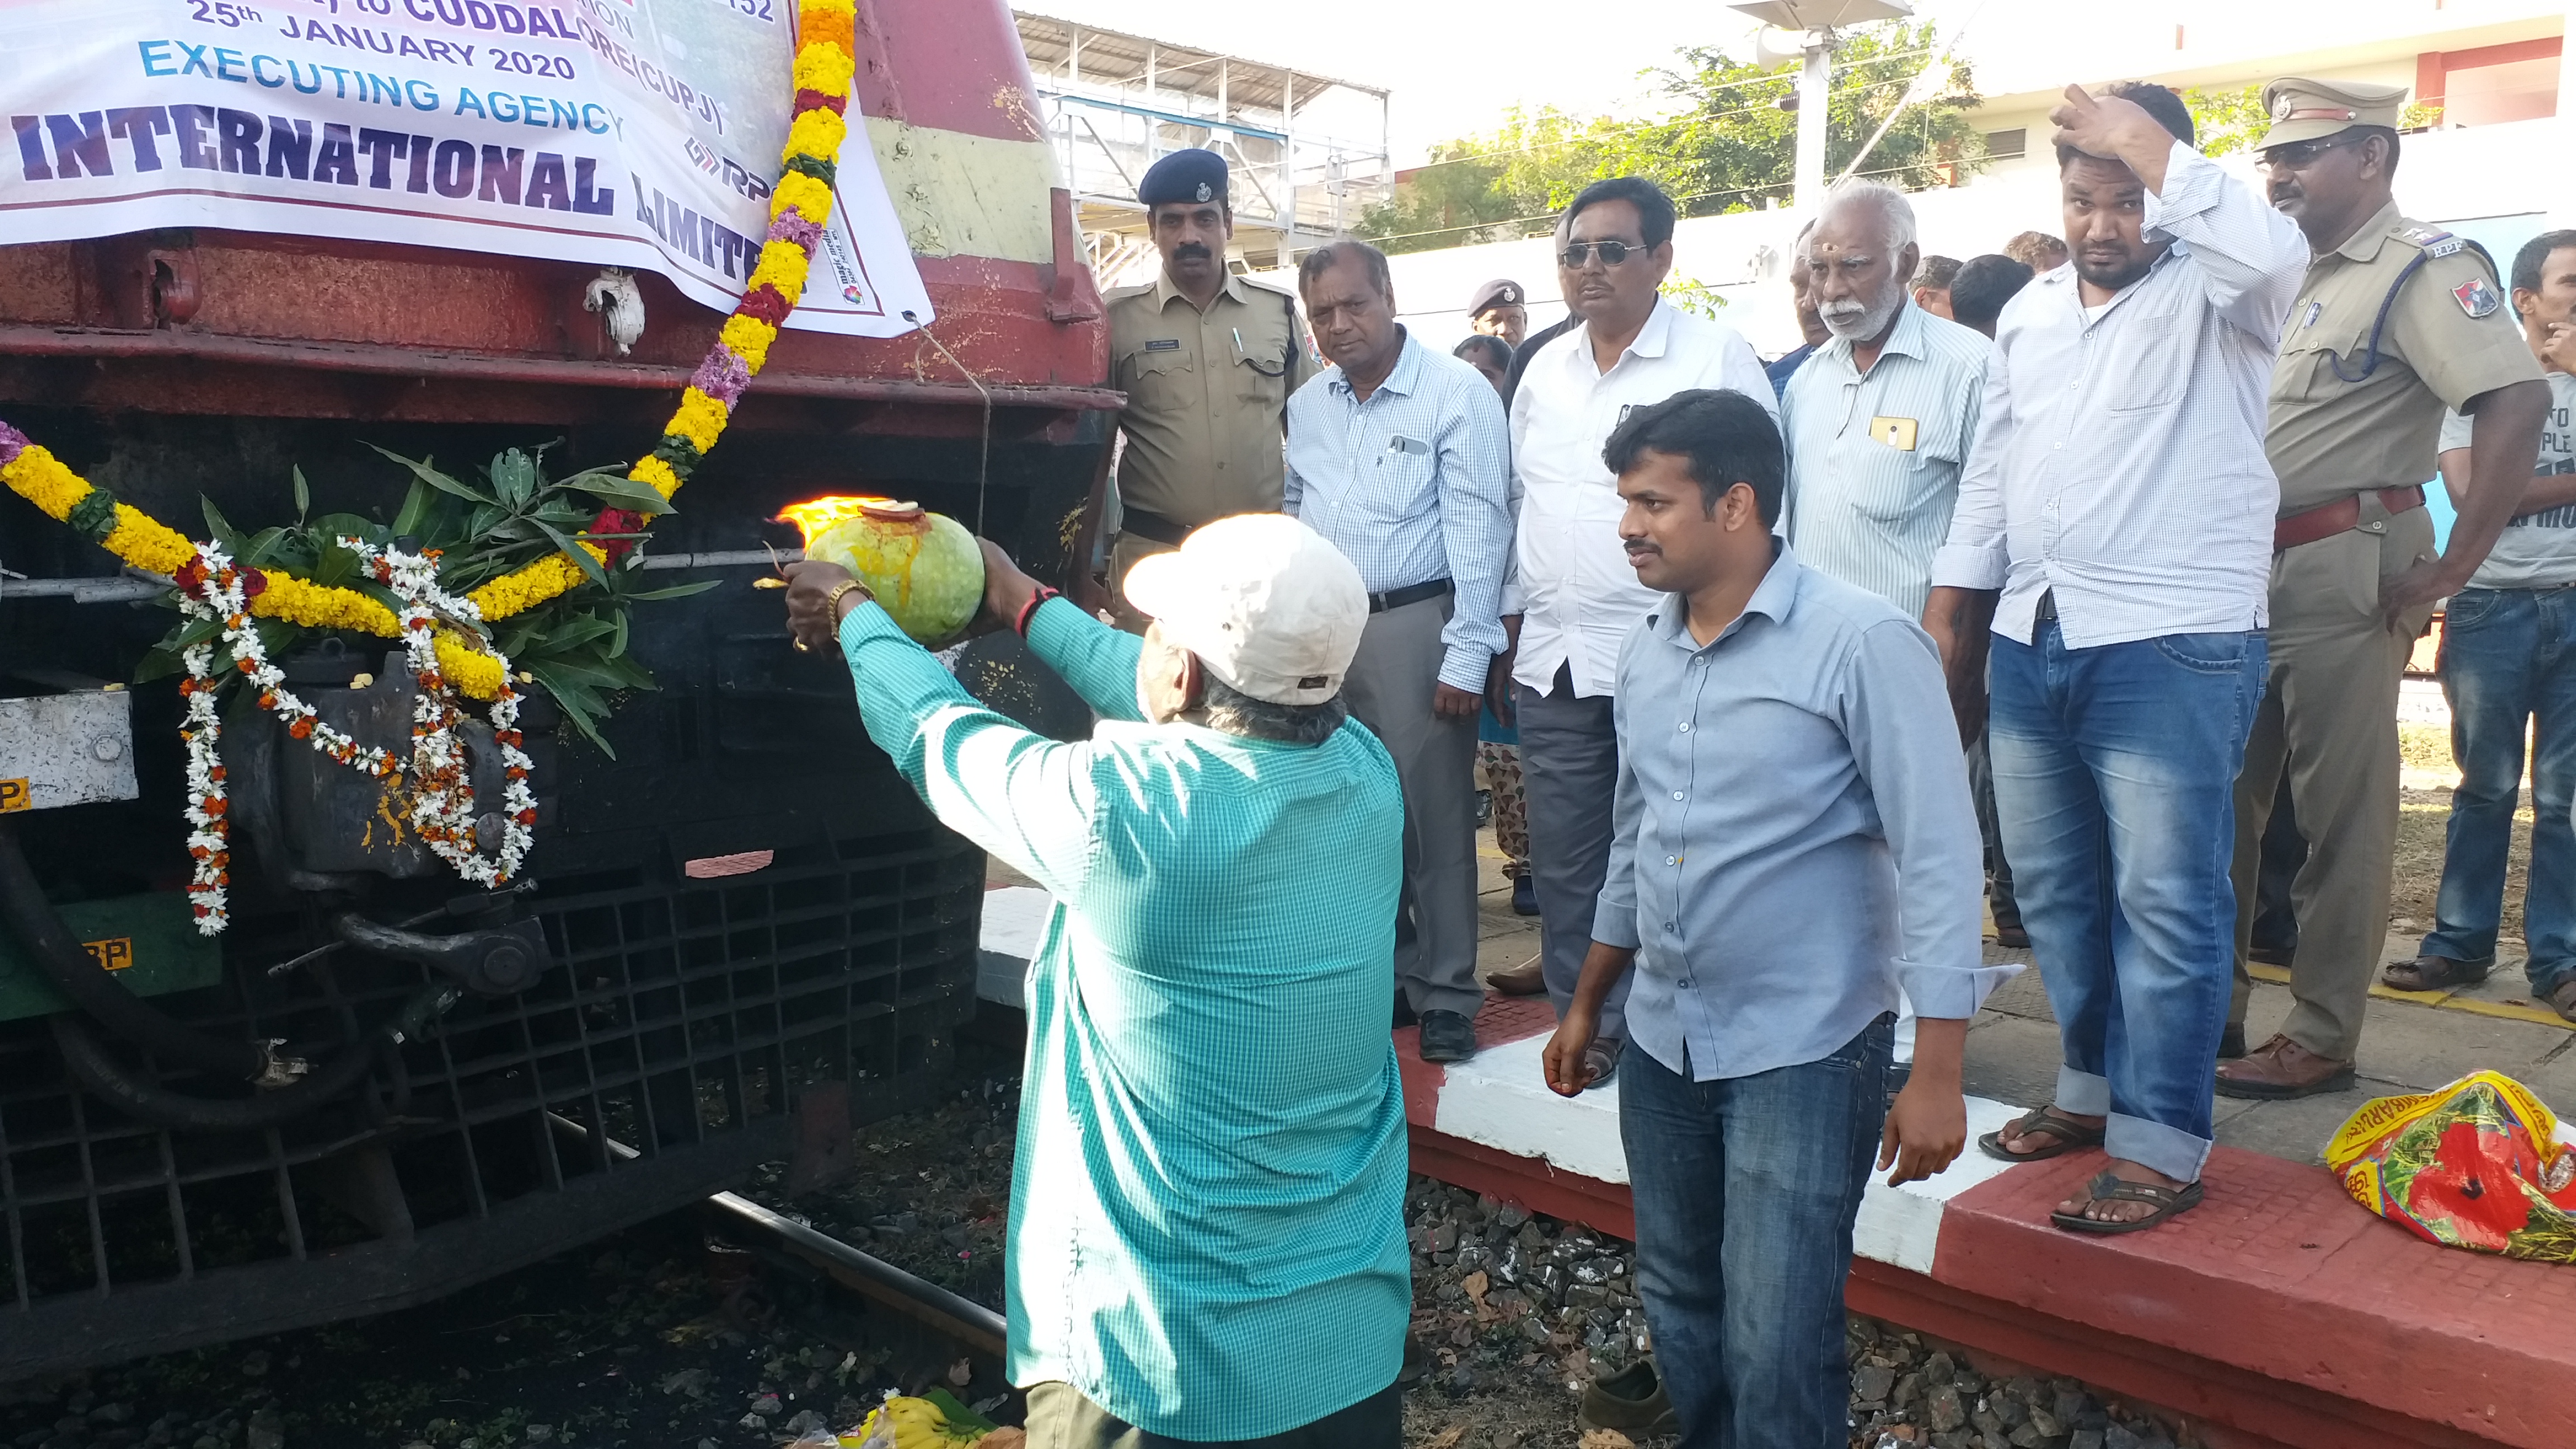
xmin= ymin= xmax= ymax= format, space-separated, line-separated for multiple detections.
xmin=0 ymin=817 xmax=268 ymax=1080
xmin=48 ymin=982 xmax=453 ymax=1132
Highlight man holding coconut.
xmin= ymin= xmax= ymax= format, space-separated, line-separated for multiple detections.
xmin=781 ymin=516 xmax=1410 ymax=1447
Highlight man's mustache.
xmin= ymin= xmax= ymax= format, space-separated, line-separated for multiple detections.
xmin=1174 ymin=243 xmax=1212 ymax=261
xmin=1625 ymin=542 xmax=1661 ymax=557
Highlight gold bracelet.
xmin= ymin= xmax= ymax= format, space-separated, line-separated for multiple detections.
xmin=825 ymin=579 xmax=869 ymax=619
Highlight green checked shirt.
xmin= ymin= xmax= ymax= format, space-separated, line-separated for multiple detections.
xmin=835 ymin=596 xmax=1412 ymax=1439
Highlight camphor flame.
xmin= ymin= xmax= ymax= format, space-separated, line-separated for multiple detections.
xmin=775 ymin=495 xmax=924 ymax=548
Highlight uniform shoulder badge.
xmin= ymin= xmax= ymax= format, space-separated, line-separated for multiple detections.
xmin=2453 ymin=277 xmax=2502 ymax=318
xmin=2397 ymin=224 xmax=2454 ymax=248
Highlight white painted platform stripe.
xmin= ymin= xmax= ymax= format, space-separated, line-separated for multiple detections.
xmin=1426 ymin=1033 xmax=2026 ymax=1275
xmin=977 ymin=886 xmax=1052 ymax=1010
xmin=976 ymin=887 xmax=2033 ymax=1276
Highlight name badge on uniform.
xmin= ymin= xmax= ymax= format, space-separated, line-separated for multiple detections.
xmin=1385 ymin=435 xmax=1431 ymax=456
xmin=1867 ymin=416 xmax=1919 ymax=451
xmin=1144 ymin=338 xmax=1182 ymax=351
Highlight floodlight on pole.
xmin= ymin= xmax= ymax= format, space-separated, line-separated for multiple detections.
xmin=1727 ymin=0 xmax=1913 ymax=212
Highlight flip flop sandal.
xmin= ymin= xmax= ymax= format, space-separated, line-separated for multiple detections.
xmin=2382 ymin=954 xmax=2492 ymax=991
xmin=2050 ymin=1171 xmax=2204 ymax=1235
xmin=1977 ymin=1105 xmax=2106 ymax=1163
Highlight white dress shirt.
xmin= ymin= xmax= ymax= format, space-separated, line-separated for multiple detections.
xmin=1929 ymin=140 xmax=2310 ymax=648
xmin=1782 ymin=301 xmax=1991 ymax=619
xmin=1507 ymin=299 xmax=1776 ymax=696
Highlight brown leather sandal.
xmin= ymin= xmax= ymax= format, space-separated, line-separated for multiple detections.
xmin=2049 ymin=1170 xmax=2204 ymax=1235
xmin=1976 ymin=1105 xmax=2106 ymax=1163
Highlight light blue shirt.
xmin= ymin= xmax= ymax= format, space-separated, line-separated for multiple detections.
xmin=1285 ymin=329 xmax=1514 ymax=692
xmin=835 ymin=596 xmax=1410 ymax=1439
xmin=1782 ymin=302 xmax=1990 ymax=619
xmin=1593 ymin=545 xmax=2014 ymax=1080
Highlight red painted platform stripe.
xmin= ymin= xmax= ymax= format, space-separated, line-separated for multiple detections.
xmin=1934 ymin=1145 xmax=2576 ymax=1448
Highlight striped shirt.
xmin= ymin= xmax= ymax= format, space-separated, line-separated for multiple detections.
xmin=1782 ymin=302 xmax=1990 ymax=619
xmin=1930 ymin=140 xmax=2310 ymax=648
xmin=1285 ymin=331 xmax=1514 ymax=691
xmin=835 ymin=596 xmax=1410 ymax=1440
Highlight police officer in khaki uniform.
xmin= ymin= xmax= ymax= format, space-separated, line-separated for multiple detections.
xmin=1097 ymin=149 xmax=1315 ymax=631
xmin=2220 ymin=78 xmax=2550 ymax=1098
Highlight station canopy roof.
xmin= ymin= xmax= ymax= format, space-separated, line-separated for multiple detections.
xmin=1014 ymin=11 xmax=1389 ymax=112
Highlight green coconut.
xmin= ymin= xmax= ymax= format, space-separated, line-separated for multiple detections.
xmin=798 ymin=501 xmax=985 ymax=643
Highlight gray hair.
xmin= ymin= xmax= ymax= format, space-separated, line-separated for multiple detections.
xmin=1298 ymin=241 xmax=1393 ymax=301
xmin=1820 ymin=178 xmax=1918 ymax=254
xmin=1201 ymin=675 xmax=1349 ymax=746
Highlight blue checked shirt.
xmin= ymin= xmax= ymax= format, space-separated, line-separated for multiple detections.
xmin=1593 ymin=546 xmax=2014 ymax=1081
xmin=1284 ymin=330 xmax=1513 ymax=692
xmin=1781 ymin=302 xmax=1990 ymax=620
xmin=835 ymin=596 xmax=1411 ymax=1441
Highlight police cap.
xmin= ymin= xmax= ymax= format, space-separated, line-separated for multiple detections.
xmin=2256 ymin=77 xmax=2408 ymax=151
xmin=1139 ymin=149 xmax=1229 ymax=208
xmin=1469 ymin=279 xmax=1525 ymax=318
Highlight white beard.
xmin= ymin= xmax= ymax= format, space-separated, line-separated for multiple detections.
xmin=1821 ymin=295 xmax=1901 ymax=340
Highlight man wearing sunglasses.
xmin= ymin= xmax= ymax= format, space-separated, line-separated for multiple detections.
xmin=2219 ymin=78 xmax=2549 ymax=1101
xmin=1501 ymin=176 xmax=1774 ymax=1088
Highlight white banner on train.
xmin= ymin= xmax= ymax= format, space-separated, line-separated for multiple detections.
xmin=0 ymin=0 xmax=932 ymax=336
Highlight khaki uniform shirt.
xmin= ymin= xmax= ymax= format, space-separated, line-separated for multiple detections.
xmin=1105 ymin=271 xmax=1315 ymax=525
xmin=2267 ymin=200 xmax=2540 ymax=514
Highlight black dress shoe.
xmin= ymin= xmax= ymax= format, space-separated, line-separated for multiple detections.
xmin=1510 ymin=874 xmax=1540 ymax=916
xmin=1417 ymin=1009 xmax=1478 ymax=1063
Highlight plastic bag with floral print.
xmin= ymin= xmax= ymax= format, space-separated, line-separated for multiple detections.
xmin=2324 ymin=1070 xmax=2576 ymax=1262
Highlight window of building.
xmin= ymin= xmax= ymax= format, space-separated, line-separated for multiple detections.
xmin=1983 ymin=127 xmax=2028 ymax=160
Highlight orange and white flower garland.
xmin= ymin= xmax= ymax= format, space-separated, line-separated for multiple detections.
xmin=0 ymin=0 xmax=858 ymax=927
xmin=353 ymin=539 xmax=537 ymax=888
xmin=172 ymin=544 xmax=401 ymax=931
xmin=168 ymin=538 xmax=536 ymax=934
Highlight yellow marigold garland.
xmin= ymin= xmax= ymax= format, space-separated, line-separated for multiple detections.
xmin=0 ymin=0 xmax=859 ymax=687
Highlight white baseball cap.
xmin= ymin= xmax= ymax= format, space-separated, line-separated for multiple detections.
xmin=1120 ymin=513 xmax=1367 ymax=707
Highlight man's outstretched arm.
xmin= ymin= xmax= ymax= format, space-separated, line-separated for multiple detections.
xmin=784 ymin=560 xmax=1098 ymax=899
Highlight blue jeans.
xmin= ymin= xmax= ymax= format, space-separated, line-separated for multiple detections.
xmin=1988 ymin=623 xmax=2265 ymax=1184
xmin=2421 ymin=587 xmax=2576 ymax=997
xmin=1620 ymin=1016 xmax=1890 ymax=1449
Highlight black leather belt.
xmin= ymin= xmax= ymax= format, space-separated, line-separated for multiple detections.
xmin=1118 ymin=508 xmax=1194 ymax=547
xmin=1370 ymin=579 xmax=1452 ymax=614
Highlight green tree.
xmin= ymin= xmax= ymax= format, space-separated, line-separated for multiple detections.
xmin=1357 ymin=20 xmax=1987 ymax=254
xmin=2182 ymin=84 xmax=2272 ymax=158
xmin=2186 ymin=82 xmax=2443 ymax=159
